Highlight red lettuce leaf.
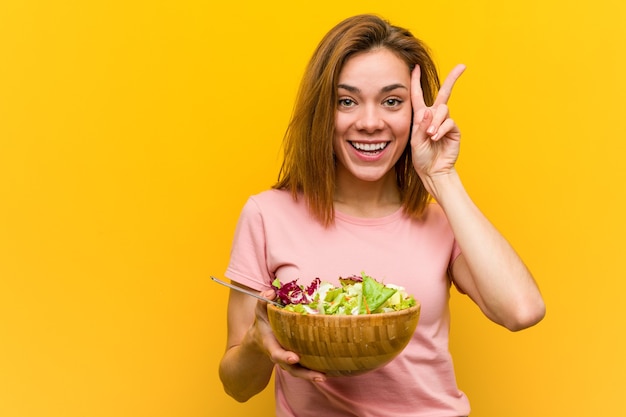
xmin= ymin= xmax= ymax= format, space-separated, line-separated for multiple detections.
xmin=274 ymin=278 xmax=321 ymax=305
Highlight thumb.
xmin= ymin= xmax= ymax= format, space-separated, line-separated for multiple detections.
xmin=260 ymin=289 xmax=277 ymax=300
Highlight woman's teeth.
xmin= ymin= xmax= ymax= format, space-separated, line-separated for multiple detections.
xmin=350 ymin=142 xmax=388 ymax=152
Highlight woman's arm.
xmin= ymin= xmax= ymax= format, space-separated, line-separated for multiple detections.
xmin=218 ymin=283 xmax=327 ymax=402
xmin=410 ymin=65 xmax=545 ymax=331
xmin=427 ymin=170 xmax=545 ymax=331
xmin=218 ymin=287 xmax=275 ymax=402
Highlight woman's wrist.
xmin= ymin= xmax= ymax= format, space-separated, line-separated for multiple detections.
xmin=420 ymin=168 xmax=463 ymax=204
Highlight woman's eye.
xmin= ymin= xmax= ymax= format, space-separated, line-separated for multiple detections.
xmin=383 ymin=98 xmax=402 ymax=107
xmin=338 ymin=98 xmax=356 ymax=107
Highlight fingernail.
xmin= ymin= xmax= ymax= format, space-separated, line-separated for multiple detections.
xmin=427 ymin=125 xmax=436 ymax=134
xmin=313 ymin=377 xmax=325 ymax=383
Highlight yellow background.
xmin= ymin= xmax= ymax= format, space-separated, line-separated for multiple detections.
xmin=1 ymin=0 xmax=624 ymax=416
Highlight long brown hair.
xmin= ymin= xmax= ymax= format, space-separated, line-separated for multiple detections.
xmin=273 ymin=14 xmax=440 ymax=226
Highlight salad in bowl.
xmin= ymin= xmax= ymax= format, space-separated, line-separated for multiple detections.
xmin=272 ymin=272 xmax=416 ymax=315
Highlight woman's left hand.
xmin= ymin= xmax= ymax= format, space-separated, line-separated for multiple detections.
xmin=410 ymin=64 xmax=466 ymax=179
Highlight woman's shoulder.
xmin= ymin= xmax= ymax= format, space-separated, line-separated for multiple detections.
xmin=423 ymin=201 xmax=445 ymax=218
xmin=240 ymin=188 xmax=321 ymax=231
xmin=411 ymin=202 xmax=450 ymax=229
xmin=242 ymin=188 xmax=307 ymax=219
xmin=396 ymin=201 xmax=446 ymax=222
xmin=249 ymin=188 xmax=298 ymax=207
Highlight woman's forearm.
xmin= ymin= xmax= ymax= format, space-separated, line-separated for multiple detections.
xmin=219 ymin=329 xmax=276 ymax=402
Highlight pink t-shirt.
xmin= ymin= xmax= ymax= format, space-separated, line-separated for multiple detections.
xmin=226 ymin=189 xmax=470 ymax=417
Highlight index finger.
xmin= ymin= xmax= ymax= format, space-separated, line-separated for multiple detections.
xmin=433 ymin=64 xmax=466 ymax=107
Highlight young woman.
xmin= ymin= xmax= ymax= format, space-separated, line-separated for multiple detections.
xmin=218 ymin=14 xmax=545 ymax=417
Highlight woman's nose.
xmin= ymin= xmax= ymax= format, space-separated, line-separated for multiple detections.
xmin=355 ymin=106 xmax=384 ymax=132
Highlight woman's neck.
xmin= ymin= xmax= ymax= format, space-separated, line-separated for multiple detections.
xmin=333 ymin=170 xmax=401 ymax=218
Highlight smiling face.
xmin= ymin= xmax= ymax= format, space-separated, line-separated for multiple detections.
xmin=333 ymin=48 xmax=412 ymax=186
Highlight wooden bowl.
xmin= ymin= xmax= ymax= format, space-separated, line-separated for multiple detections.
xmin=267 ymin=303 xmax=420 ymax=376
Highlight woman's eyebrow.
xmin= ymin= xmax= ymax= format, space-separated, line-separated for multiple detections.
xmin=337 ymin=84 xmax=360 ymax=93
xmin=337 ymin=83 xmax=408 ymax=93
xmin=381 ymin=83 xmax=408 ymax=93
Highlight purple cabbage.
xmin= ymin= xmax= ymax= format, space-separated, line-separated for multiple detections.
xmin=274 ymin=277 xmax=321 ymax=305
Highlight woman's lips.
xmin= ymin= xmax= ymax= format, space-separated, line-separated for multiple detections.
xmin=350 ymin=141 xmax=389 ymax=153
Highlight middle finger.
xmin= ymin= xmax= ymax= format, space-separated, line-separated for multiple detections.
xmin=427 ymin=104 xmax=450 ymax=136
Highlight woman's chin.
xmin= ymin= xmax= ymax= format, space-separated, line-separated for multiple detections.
xmin=340 ymin=166 xmax=395 ymax=184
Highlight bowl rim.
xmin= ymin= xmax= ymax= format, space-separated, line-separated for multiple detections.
xmin=266 ymin=302 xmax=420 ymax=318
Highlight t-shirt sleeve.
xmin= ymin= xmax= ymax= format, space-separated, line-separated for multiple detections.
xmin=224 ymin=197 xmax=273 ymax=292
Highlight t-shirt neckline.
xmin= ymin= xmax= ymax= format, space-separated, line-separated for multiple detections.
xmin=334 ymin=206 xmax=405 ymax=226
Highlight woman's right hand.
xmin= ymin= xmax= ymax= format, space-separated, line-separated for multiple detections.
xmin=250 ymin=290 xmax=327 ymax=383
xmin=221 ymin=283 xmax=326 ymax=401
